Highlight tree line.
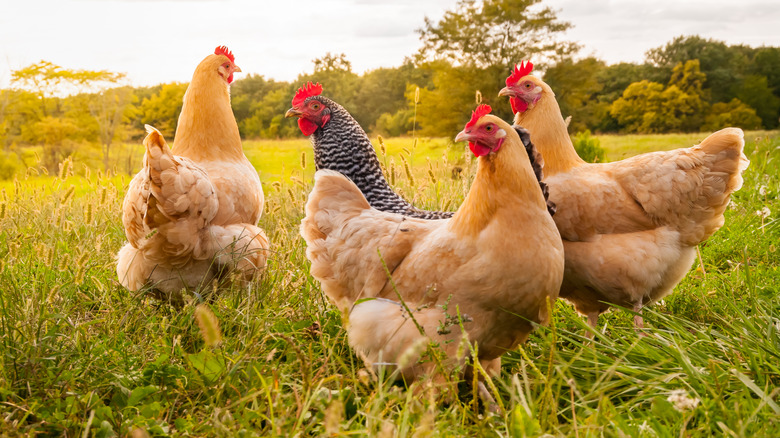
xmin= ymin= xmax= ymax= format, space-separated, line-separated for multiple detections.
xmin=1 ymin=0 xmax=778 ymax=178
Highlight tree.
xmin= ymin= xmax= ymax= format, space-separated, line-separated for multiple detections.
xmin=542 ymin=57 xmax=606 ymax=132
xmin=89 ymin=86 xmax=137 ymax=170
xmin=609 ymin=80 xmax=665 ymax=133
xmin=645 ymin=35 xmax=750 ymax=103
xmin=21 ymin=116 xmax=80 ymax=172
xmin=752 ymin=47 xmax=780 ymax=94
xmin=734 ymin=75 xmax=780 ymax=129
xmin=417 ymin=0 xmax=577 ymax=68
xmin=354 ymin=63 xmax=432 ymax=132
xmin=702 ymin=98 xmax=762 ymax=131
xmin=414 ymin=61 xmax=512 ymax=137
xmin=610 ymin=80 xmax=705 ymax=133
xmin=296 ymin=53 xmax=360 ymax=120
xmin=138 ymin=83 xmax=187 ymax=139
xmin=668 ymin=60 xmax=709 ymax=131
xmin=10 ymin=61 xmax=69 ymax=117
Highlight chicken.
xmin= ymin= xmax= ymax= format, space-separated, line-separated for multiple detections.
xmin=117 ymin=46 xmax=268 ymax=299
xmin=499 ymin=61 xmax=749 ymax=331
xmin=300 ymin=104 xmax=564 ymax=383
xmin=285 ymin=82 xmax=453 ymax=220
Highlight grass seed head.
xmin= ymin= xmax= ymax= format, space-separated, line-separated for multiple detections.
xmin=300 ymin=151 xmax=307 ymax=170
xmin=324 ymin=399 xmax=344 ymax=435
xmin=401 ymin=155 xmax=415 ymax=187
xmin=194 ymin=304 xmax=222 ymax=347
xmin=378 ymin=135 xmax=386 ymax=157
xmin=58 ymin=253 xmax=71 ymax=272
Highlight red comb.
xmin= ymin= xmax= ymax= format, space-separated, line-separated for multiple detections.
xmin=292 ymin=82 xmax=323 ymax=107
xmin=214 ymin=46 xmax=235 ymax=63
xmin=465 ymin=104 xmax=492 ymax=129
xmin=506 ymin=61 xmax=533 ymax=86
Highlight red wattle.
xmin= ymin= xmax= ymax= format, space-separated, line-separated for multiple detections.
xmin=493 ymin=138 xmax=504 ymax=153
xmin=321 ymin=114 xmax=331 ymax=126
xmin=298 ymin=118 xmax=319 ymax=136
xmin=469 ymin=142 xmax=491 ymax=157
xmin=510 ymin=97 xmax=528 ymax=114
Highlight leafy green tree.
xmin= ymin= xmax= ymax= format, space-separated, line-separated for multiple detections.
xmin=668 ymin=60 xmax=709 ymax=131
xmin=21 ymin=116 xmax=80 ymax=172
xmin=611 ymin=62 xmax=709 ymax=134
xmin=752 ymin=47 xmax=780 ymax=94
xmin=374 ymin=108 xmax=415 ymax=137
xmin=610 ymin=80 xmax=663 ymax=133
xmin=702 ymin=98 xmax=762 ymax=131
xmin=10 ymin=61 xmax=69 ymax=117
xmin=610 ymin=80 xmax=703 ymax=133
xmin=241 ymin=87 xmax=298 ymax=139
xmin=89 ymin=86 xmax=138 ymax=170
xmin=412 ymin=0 xmax=576 ymax=137
xmin=354 ymin=63 xmax=432 ymax=132
xmin=0 ymin=89 xmax=41 ymax=152
xmin=733 ymin=75 xmax=779 ymax=129
xmin=646 ymin=35 xmax=750 ymax=103
xmin=414 ymin=62 xmax=511 ymax=137
xmin=297 ymin=53 xmax=360 ymax=113
xmin=543 ymin=57 xmax=606 ymax=132
xmin=138 ymin=83 xmax=187 ymax=139
xmin=417 ymin=0 xmax=577 ymax=68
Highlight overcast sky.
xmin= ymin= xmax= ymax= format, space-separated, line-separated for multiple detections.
xmin=1 ymin=0 xmax=779 ymax=89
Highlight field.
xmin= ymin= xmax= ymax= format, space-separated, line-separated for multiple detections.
xmin=0 ymin=131 xmax=779 ymax=436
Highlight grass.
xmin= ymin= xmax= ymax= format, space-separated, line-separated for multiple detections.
xmin=0 ymin=132 xmax=778 ymax=436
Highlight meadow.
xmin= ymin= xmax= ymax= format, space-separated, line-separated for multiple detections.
xmin=0 ymin=131 xmax=778 ymax=436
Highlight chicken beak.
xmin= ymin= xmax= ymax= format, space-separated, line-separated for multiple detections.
xmin=233 ymin=64 xmax=242 ymax=73
xmin=498 ymin=86 xmax=514 ymax=97
xmin=285 ymin=108 xmax=303 ymax=118
xmin=454 ymin=130 xmax=470 ymax=143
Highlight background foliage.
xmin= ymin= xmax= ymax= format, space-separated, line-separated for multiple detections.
xmin=2 ymin=0 xmax=779 ymax=181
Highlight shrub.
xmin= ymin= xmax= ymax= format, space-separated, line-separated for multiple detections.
xmin=702 ymin=98 xmax=762 ymax=131
xmin=0 ymin=152 xmax=22 ymax=180
xmin=572 ymin=130 xmax=607 ymax=163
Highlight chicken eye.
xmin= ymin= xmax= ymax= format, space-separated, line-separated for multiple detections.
xmin=485 ymin=125 xmax=493 ymax=132
xmin=524 ymin=83 xmax=532 ymax=88
xmin=311 ymin=103 xmax=320 ymax=110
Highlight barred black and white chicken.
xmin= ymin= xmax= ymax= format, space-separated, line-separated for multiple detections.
xmin=285 ymin=82 xmax=454 ymax=220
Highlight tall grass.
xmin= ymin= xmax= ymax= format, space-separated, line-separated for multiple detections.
xmin=0 ymin=133 xmax=778 ymax=436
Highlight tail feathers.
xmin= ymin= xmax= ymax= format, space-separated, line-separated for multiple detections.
xmin=301 ymin=170 xmax=371 ymax=240
xmin=678 ymin=127 xmax=748 ymax=244
xmin=347 ymin=298 xmax=467 ymax=381
xmin=514 ymin=125 xmax=556 ymax=216
xmin=142 ymin=125 xmax=218 ymax=227
xmin=698 ymin=127 xmax=748 ymax=194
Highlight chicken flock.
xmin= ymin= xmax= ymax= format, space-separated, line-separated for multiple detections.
xmin=115 ymin=47 xmax=748 ymax=397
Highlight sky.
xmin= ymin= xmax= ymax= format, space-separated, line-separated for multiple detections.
xmin=1 ymin=0 xmax=779 ymax=89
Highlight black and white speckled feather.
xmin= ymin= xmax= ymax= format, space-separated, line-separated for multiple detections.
xmin=305 ymin=96 xmax=454 ymax=220
xmin=514 ymin=125 xmax=556 ymax=216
